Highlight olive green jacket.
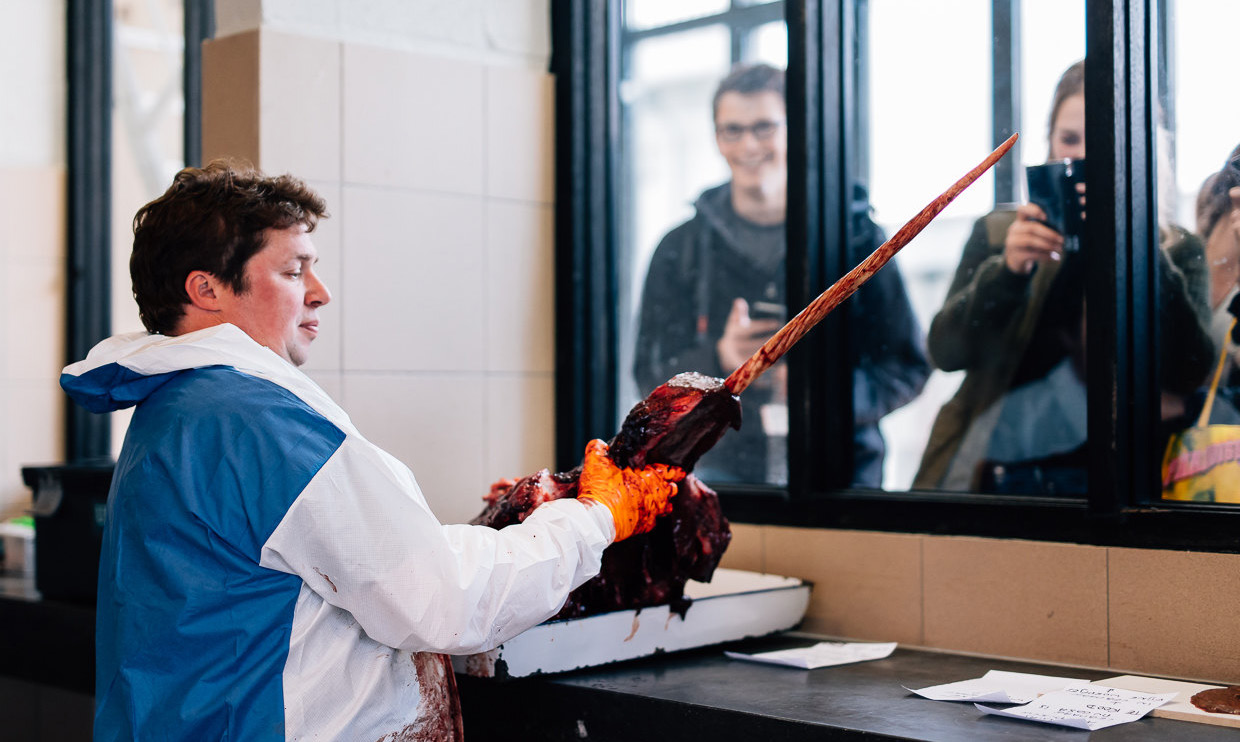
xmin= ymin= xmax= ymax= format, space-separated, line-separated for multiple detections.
xmin=913 ymin=210 xmax=1213 ymax=491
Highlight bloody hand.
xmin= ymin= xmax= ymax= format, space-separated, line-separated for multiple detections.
xmin=577 ymin=439 xmax=685 ymax=541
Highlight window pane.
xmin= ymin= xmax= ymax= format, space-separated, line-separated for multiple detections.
xmin=864 ymin=0 xmax=1090 ymax=495
xmin=1157 ymin=1 xmax=1240 ymax=504
xmin=625 ymin=0 xmax=731 ymax=32
xmin=749 ymin=20 xmax=787 ymax=67
xmin=110 ymin=0 xmax=186 ymax=453
xmin=621 ymin=18 xmax=791 ymax=486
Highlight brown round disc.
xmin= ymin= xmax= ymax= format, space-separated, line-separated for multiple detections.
xmin=1191 ymin=686 xmax=1240 ymax=715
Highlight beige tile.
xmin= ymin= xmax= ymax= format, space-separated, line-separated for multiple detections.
xmin=343 ymin=372 xmax=486 ymax=526
xmin=483 ymin=372 xmax=555 ymax=485
xmin=6 ymin=257 xmax=64 ymax=382
xmin=341 ymin=186 xmax=486 ymax=372
xmin=343 ymin=44 xmax=484 ymax=195
xmin=764 ymin=527 xmax=923 ymax=643
xmin=258 ymin=30 xmax=341 ymax=182
xmin=202 ymin=30 xmax=260 ymax=165
xmin=0 ymin=166 xmax=65 ymax=260
xmin=299 ymin=181 xmax=343 ymax=373
xmin=486 ymin=65 xmax=553 ymax=203
xmin=717 ymin=522 xmax=764 ymax=574
xmin=485 ymin=201 xmax=553 ymax=372
xmin=923 ymin=537 xmax=1108 ymax=666
xmin=1109 ymin=548 xmax=1240 ymax=683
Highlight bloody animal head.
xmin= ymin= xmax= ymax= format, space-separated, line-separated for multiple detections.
xmin=607 ymin=372 xmax=742 ymax=472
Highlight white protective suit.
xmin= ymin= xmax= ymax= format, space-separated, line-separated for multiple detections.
xmin=60 ymin=324 xmax=615 ymax=741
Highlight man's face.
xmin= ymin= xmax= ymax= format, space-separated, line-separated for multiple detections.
xmin=714 ymin=90 xmax=788 ymax=192
xmin=214 ymin=225 xmax=331 ymax=366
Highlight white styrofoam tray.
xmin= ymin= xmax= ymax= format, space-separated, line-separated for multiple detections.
xmin=452 ymin=568 xmax=810 ymax=678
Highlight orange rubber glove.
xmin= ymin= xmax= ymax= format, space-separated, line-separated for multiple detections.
xmin=577 ymin=439 xmax=686 ymax=542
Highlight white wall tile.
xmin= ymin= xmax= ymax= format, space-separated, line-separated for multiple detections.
xmin=3 ymin=382 xmax=63 ymax=514
xmin=485 ymin=201 xmax=553 ymax=372
xmin=304 ymin=370 xmax=342 ymax=406
xmin=341 ymin=185 xmax=485 ymax=372
xmin=484 ymin=0 xmax=550 ymax=59
xmin=343 ymin=372 xmax=487 ymax=525
xmin=259 ymin=30 xmax=341 ymax=182
xmin=343 ymin=44 xmax=485 ymax=195
xmin=339 ymin=0 xmax=486 ymax=50
xmin=0 ymin=166 xmax=65 ymax=259
xmin=484 ymin=372 xmax=555 ymax=481
xmin=300 ymin=181 xmax=343 ymax=372
xmin=0 ymin=383 xmax=9 ymax=516
xmin=485 ymin=65 xmax=553 ymax=203
xmin=6 ymin=257 xmax=65 ymax=382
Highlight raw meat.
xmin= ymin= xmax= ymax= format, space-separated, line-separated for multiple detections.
xmin=471 ymin=373 xmax=739 ymax=619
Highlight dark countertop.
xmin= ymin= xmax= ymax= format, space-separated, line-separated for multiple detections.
xmin=457 ymin=635 xmax=1238 ymax=741
xmin=3 ymin=577 xmax=1234 ymax=740
xmin=0 ymin=574 xmax=95 ymax=695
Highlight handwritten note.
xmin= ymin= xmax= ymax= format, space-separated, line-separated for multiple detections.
xmin=908 ymin=670 xmax=1090 ymax=704
xmin=976 ymin=684 xmax=1174 ymax=730
xmin=724 ymin=641 xmax=897 ymax=669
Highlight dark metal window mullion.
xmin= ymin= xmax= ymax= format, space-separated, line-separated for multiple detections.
xmin=1084 ymin=0 xmax=1149 ymax=514
xmin=991 ymin=0 xmax=1022 ymax=204
xmin=1132 ymin=0 xmax=1163 ymax=504
xmin=65 ymin=0 xmax=113 ymax=461
xmin=786 ymin=0 xmax=850 ymax=497
xmin=551 ymin=0 xmax=621 ymax=471
xmin=183 ymin=0 xmax=215 ymax=167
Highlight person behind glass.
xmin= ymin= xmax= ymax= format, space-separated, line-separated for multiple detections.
xmin=913 ymin=60 xmax=1214 ymax=494
xmin=633 ymin=63 xmax=931 ymax=486
xmin=1197 ymin=145 xmax=1240 ymax=355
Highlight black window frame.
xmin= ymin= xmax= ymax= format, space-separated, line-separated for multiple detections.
xmin=65 ymin=0 xmax=214 ymax=461
xmin=550 ymin=0 xmax=1240 ymax=554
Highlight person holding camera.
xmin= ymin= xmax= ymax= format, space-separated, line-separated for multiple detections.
xmin=633 ymin=63 xmax=930 ymax=486
xmin=913 ymin=60 xmax=1213 ymax=494
xmin=1198 ymin=146 xmax=1240 ymax=352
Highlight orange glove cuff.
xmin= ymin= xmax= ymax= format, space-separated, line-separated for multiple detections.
xmin=578 ymin=439 xmax=686 ymax=541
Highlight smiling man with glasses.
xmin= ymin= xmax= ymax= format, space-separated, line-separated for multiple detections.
xmin=633 ymin=63 xmax=931 ymax=487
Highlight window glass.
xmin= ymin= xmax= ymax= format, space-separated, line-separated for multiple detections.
xmin=620 ymin=8 xmax=790 ymax=486
xmin=1156 ymin=0 xmax=1240 ymax=504
xmin=749 ymin=20 xmax=787 ymax=66
xmin=865 ymin=0 xmax=1090 ymax=495
xmin=625 ymin=0 xmax=732 ymax=32
xmin=110 ymin=0 xmax=186 ymax=453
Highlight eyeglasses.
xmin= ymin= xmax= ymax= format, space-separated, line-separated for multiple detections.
xmin=715 ymin=120 xmax=786 ymax=143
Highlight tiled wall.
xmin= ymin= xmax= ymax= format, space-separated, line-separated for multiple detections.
xmin=202 ymin=7 xmax=554 ymax=525
xmin=0 ymin=168 xmax=66 ymax=519
xmin=721 ymin=524 xmax=1240 ymax=685
xmin=0 ymin=0 xmax=66 ymax=518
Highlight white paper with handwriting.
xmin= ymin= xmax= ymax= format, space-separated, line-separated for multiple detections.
xmin=975 ymin=684 xmax=1175 ymax=730
xmin=724 ymin=641 xmax=897 ymax=669
xmin=907 ymin=670 xmax=1090 ymax=704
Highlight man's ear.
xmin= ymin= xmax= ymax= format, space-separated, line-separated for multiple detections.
xmin=184 ymin=271 xmax=223 ymax=312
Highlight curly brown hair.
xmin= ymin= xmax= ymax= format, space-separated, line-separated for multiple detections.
xmin=1196 ymin=144 xmax=1240 ymax=241
xmin=130 ymin=160 xmax=329 ymax=335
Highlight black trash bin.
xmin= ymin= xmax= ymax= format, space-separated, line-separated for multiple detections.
xmin=21 ymin=460 xmax=114 ymax=604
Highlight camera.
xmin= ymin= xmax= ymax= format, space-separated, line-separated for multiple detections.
xmin=1026 ymin=158 xmax=1086 ymax=252
xmin=748 ymin=301 xmax=786 ymax=321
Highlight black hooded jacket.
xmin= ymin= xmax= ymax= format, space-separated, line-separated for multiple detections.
xmin=633 ymin=182 xmax=932 ymax=486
